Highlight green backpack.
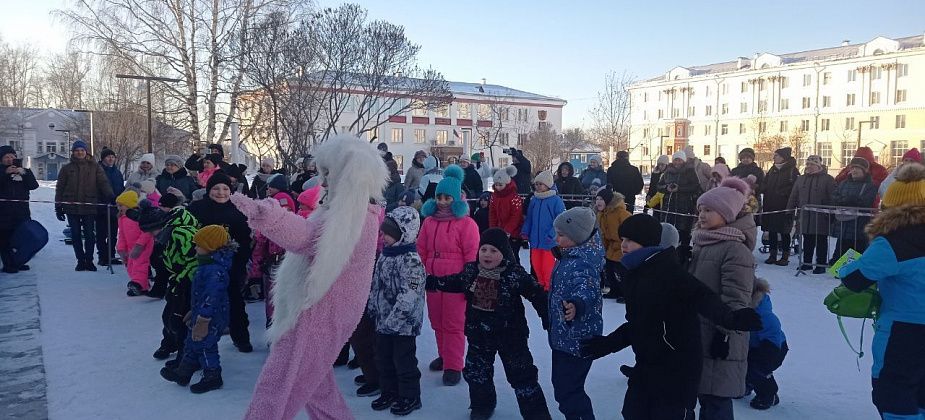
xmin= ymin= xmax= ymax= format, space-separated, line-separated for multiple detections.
xmin=823 ymin=284 xmax=881 ymax=363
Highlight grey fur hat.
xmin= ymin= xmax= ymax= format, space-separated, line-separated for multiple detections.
xmin=492 ymin=165 xmax=518 ymax=186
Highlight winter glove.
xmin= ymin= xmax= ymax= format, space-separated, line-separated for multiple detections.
xmin=191 ymin=316 xmax=211 ymax=342
xmin=129 ymin=244 xmax=144 ymax=260
xmin=580 ymin=329 xmax=629 ymax=360
xmin=710 ymin=332 xmax=730 ymax=359
xmin=425 ymin=275 xmax=438 ymax=291
xmin=722 ymin=308 xmax=763 ymax=331
xmin=118 ymin=251 xmax=128 ymax=262
xmin=56 ymin=207 xmax=66 ymax=222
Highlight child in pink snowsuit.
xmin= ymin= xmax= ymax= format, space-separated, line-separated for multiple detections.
xmin=230 ymin=135 xmax=388 ymax=420
xmin=417 ymin=165 xmax=480 ymax=385
xmin=115 ymin=191 xmax=154 ymax=296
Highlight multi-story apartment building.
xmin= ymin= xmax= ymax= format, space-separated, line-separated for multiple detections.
xmin=628 ymin=35 xmax=925 ymax=174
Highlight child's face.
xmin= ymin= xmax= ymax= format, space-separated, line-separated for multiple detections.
xmin=534 ymin=183 xmax=549 ymax=193
xmin=267 ymin=186 xmax=280 ymax=196
xmin=202 ymin=159 xmax=215 ymax=170
xmin=117 ymin=203 xmax=129 ymax=213
xmin=480 ymin=199 xmax=489 ymax=208
xmin=594 ymin=197 xmax=606 ymax=211
xmin=555 ymin=230 xmax=577 ymax=249
xmin=478 ymin=244 xmax=503 ymax=269
xmin=698 ymin=206 xmax=726 ymax=230
xmin=381 ymin=233 xmax=398 ymax=247
xmin=621 ymin=238 xmax=643 ymax=255
xmin=492 ymin=181 xmax=506 ymax=192
xmin=436 ymin=194 xmax=453 ymax=207
xmin=195 ymin=245 xmax=209 ymax=255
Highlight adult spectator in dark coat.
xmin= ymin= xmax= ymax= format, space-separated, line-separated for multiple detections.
xmin=830 ymin=157 xmax=877 ymax=263
xmin=579 ymin=155 xmax=607 ymax=193
xmin=185 ymin=143 xmax=233 ymax=173
xmin=555 ymin=161 xmax=584 ymax=208
xmin=729 ymin=148 xmax=765 ymax=189
xmin=96 ymin=148 xmax=125 ymax=266
xmin=654 ymin=150 xmax=701 ymax=263
xmin=761 ymin=147 xmax=800 ymax=266
xmin=55 ymin=139 xmax=114 ymax=272
xmin=607 ymin=150 xmax=645 ymax=212
xmin=290 ymin=155 xmax=316 ymax=195
xmin=249 ymin=157 xmax=286 ymax=200
xmin=510 ymin=148 xmax=532 ymax=196
xmin=646 ymin=155 xmax=670 ymax=205
xmin=0 ymin=145 xmax=39 ymax=273
xmin=156 ymin=155 xmax=198 ymax=201
xmin=459 ymin=155 xmax=484 ymax=199
xmin=187 ymin=172 xmax=253 ymax=352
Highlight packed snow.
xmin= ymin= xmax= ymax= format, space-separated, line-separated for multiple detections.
xmin=14 ymin=183 xmax=879 ymax=419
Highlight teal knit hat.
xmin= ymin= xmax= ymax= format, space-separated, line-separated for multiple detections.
xmin=436 ymin=164 xmax=464 ymax=201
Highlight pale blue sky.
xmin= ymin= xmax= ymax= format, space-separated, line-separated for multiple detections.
xmin=2 ymin=0 xmax=923 ymax=127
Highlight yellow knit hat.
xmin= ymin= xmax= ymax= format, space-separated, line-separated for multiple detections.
xmin=115 ymin=190 xmax=139 ymax=209
xmin=193 ymin=225 xmax=230 ymax=252
xmin=882 ymin=163 xmax=925 ymax=208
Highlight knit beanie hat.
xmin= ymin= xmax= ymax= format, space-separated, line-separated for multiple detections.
xmin=261 ymin=156 xmax=276 ymax=167
xmin=849 ymin=157 xmax=870 ymax=172
xmin=672 ymin=150 xmax=687 ymax=162
xmin=298 ymin=184 xmax=322 ymax=211
xmin=805 ymin=155 xmax=823 ymax=170
xmin=399 ymin=189 xmax=417 ymax=205
xmin=596 ymin=187 xmax=614 ymax=205
xmin=683 ymin=145 xmax=696 ymax=159
xmin=380 ymin=217 xmax=402 ymax=243
xmin=553 ymin=207 xmax=597 ymax=244
xmin=139 ymin=153 xmax=155 ymax=167
xmin=774 ymin=147 xmax=792 ymax=160
xmin=0 ymin=145 xmax=15 ymax=160
xmin=470 ymin=153 xmax=481 ymax=163
xmin=656 ymin=155 xmax=670 ymax=166
xmin=436 ymin=165 xmax=464 ymax=201
xmin=903 ymin=148 xmax=922 ymax=163
xmin=377 ymin=142 xmax=388 ymax=152
xmin=479 ymin=191 xmax=492 ymax=202
xmin=135 ymin=205 xmax=168 ymax=232
xmin=696 ymin=176 xmax=750 ymax=223
xmin=99 ymin=148 xmax=115 ymax=160
xmin=116 ymin=190 xmax=140 ymax=209
xmin=533 ymin=170 xmax=554 ymax=189
xmin=193 ymin=225 xmax=229 ymax=252
xmin=882 ymin=163 xmax=925 ymax=208
xmin=164 ymin=154 xmax=182 ymax=167
xmin=492 ymin=165 xmax=517 ymax=186
xmin=414 ymin=150 xmax=427 ymax=160
xmin=159 ymin=191 xmax=182 ymax=209
xmin=267 ymin=173 xmax=289 ymax=191
xmin=204 ymin=154 xmax=223 ymax=166
xmin=140 ymin=180 xmax=157 ymax=194
xmin=71 ymin=139 xmax=88 ymax=151
xmin=618 ymin=214 xmax=662 ymax=247
xmin=659 ymin=223 xmax=680 ymax=248
xmin=206 ymin=171 xmax=232 ymax=192
xmin=738 ymin=148 xmax=756 ymax=160
xmin=480 ymin=227 xmax=514 ymax=260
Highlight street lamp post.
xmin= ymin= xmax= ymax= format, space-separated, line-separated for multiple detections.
xmin=115 ymin=74 xmax=182 ymax=153
xmin=658 ymin=134 xmax=670 ymax=156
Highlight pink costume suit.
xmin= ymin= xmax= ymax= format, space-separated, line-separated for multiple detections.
xmin=116 ymin=214 xmax=154 ymax=290
xmin=231 ymin=193 xmax=380 ymax=420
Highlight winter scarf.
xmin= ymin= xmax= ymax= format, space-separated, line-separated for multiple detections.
xmin=534 ymin=189 xmax=557 ymax=199
xmin=692 ymin=226 xmax=747 ymax=246
xmin=382 ymin=242 xmax=416 ymax=257
xmin=431 ymin=204 xmax=456 ymax=221
xmin=470 ymin=264 xmax=505 ymax=312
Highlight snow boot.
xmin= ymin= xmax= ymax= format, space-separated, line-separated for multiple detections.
xmin=18 ymin=264 xmax=29 ymax=271
xmin=763 ymin=249 xmax=778 ymax=265
xmin=442 ymin=369 xmax=461 ymax=386
xmin=234 ymin=341 xmax=253 ymax=353
xmin=1 ymin=251 xmax=18 ymax=273
xmin=470 ymin=407 xmax=495 ymax=420
xmin=109 ymin=258 xmax=123 ymax=266
xmin=160 ymin=362 xmax=197 ymax=386
xmin=164 ymin=357 xmax=180 ymax=369
xmin=356 ymin=383 xmax=381 ymax=397
xmin=812 ymin=266 xmax=827 ymax=275
xmin=798 ymin=264 xmax=812 ymax=271
xmin=428 ymin=357 xmax=443 ymax=372
xmin=127 ymin=282 xmax=144 ymax=297
xmin=371 ymin=393 xmax=397 ymax=411
xmin=620 ymin=364 xmax=634 ymax=378
xmin=774 ymin=252 xmax=790 ymax=266
xmin=84 ymin=259 xmax=98 ymax=272
xmin=190 ymin=369 xmax=223 ymax=394
xmin=390 ymin=397 xmax=422 ymax=416
xmin=354 ymin=375 xmax=366 ymax=385
xmin=334 ymin=343 xmax=350 ymax=367
xmin=153 ymin=346 xmax=175 ymax=360
xmin=750 ymin=394 xmax=780 ymax=410
xmin=75 ymin=260 xmax=87 ymax=272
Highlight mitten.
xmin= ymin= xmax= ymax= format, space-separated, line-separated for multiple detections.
xmin=710 ymin=332 xmax=730 ymax=359
xmin=129 ymin=244 xmax=144 ymax=260
xmin=580 ymin=329 xmax=628 ymax=360
xmin=424 ymin=275 xmax=438 ymax=291
xmin=191 ymin=316 xmax=211 ymax=342
xmin=723 ymin=308 xmax=763 ymax=331
xmin=118 ymin=251 xmax=128 ymax=262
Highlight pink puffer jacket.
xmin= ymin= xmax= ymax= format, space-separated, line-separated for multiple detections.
xmin=116 ymin=214 xmax=154 ymax=282
xmin=417 ymin=216 xmax=480 ymax=276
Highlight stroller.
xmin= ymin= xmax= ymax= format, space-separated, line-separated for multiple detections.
xmin=758 ymin=223 xmax=802 ymax=256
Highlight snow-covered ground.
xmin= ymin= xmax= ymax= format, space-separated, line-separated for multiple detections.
xmin=12 ymin=184 xmax=879 ymax=419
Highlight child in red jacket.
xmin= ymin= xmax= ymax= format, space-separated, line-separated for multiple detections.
xmin=489 ymin=165 xmax=524 ymax=264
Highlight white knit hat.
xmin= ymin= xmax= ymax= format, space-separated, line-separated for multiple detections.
xmin=672 ymin=150 xmax=687 ymax=162
xmin=139 ymin=153 xmax=155 ymax=167
xmin=492 ymin=165 xmax=518 ymax=186
xmin=533 ymin=170 xmax=554 ymax=189
xmin=657 ymin=155 xmax=670 ymax=166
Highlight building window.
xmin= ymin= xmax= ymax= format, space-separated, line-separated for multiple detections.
xmin=435 ymin=105 xmax=449 ymax=118
xmin=870 ymin=116 xmax=880 ymax=129
xmin=46 ymin=142 xmax=58 ymax=153
xmin=658 ymin=109 xmax=664 ymax=118
xmin=394 ymin=155 xmax=404 ymax=173
xmin=435 ymin=130 xmax=448 ymax=145
xmin=671 ymin=108 xmax=679 ymax=118
xmin=705 ymin=105 xmax=712 ymax=116
xmin=721 ymin=83 xmax=728 ymax=94
xmin=871 ymin=67 xmax=882 ymax=80
xmin=780 ymin=98 xmax=789 ymax=110
xmin=780 ymin=121 xmax=788 ymax=132
xmin=477 ymin=104 xmax=491 ymax=120
xmin=821 ymin=119 xmax=831 ymax=131
xmin=413 ymin=128 xmax=426 ymax=144
xmin=703 ymin=145 xmax=711 ymax=156
xmin=890 ymin=141 xmax=908 ymax=166
xmin=841 ymin=142 xmax=857 ymax=165
xmin=366 ymin=128 xmax=378 ymax=142
xmin=758 ymin=100 xmax=767 ymax=112
xmin=721 ymin=124 xmax=728 ymax=135
xmin=517 ymin=133 xmax=527 ymax=146
xmin=740 ymin=102 xmax=748 ymax=113
xmin=803 ymin=74 xmax=812 ymax=86
xmin=758 ymin=122 xmax=767 ymax=134
xmin=800 ymin=120 xmax=810 ymax=131
xmin=704 ymin=125 xmax=712 ymax=135
xmin=391 ymin=128 xmax=403 ymax=143
xmin=896 ymin=89 xmax=907 ymax=103
xmin=457 ymin=103 xmax=471 ymax=119
xmin=643 ymin=111 xmax=647 ymax=120
xmin=538 ymin=121 xmax=548 ymax=131
xmin=499 ymin=132 xmax=510 ymax=146
xmin=721 ymin=103 xmax=728 ymax=115
xmin=740 ymin=81 xmax=748 ymax=93
xmin=897 ymin=63 xmax=909 ymax=77
xmin=705 ymin=86 xmax=712 ymax=97
xmin=739 ymin=123 xmax=746 ymax=134
xmin=801 ymin=97 xmax=811 ymax=109
xmin=461 ymin=129 xmax=472 ymax=146
xmin=643 ymin=128 xmax=649 ymax=138
xmin=823 ymin=72 xmax=832 ymax=85
xmin=688 ymin=125 xmax=694 ymax=136
xmin=822 ymin=96 xmax=831 ymax=107
xmin=847 ymin=69 xmax=857 ymax=82
xmin=643 ymin=92 xmax=648 ymax=102
xmin=896 ymin=114 xmax=906 ymax=129
xmin=870 ymin=91 xmax=881 ymax=105
xmin=688 ymin=106 xmax=695 ymax=117
xmin=516 ymin=108 xmax=528 ymax=122
xmin=642 ymin=146 xmax=649 ymax=156
xmin=500 ymin=108 xmax=509 ymax=121
xmin=780 ymin=77 xmax=789 ymax=88
xmin=845 ymin=117 xmax=855 ymax=130
xmin=817 ymin=142 xmax=833 ymax=167
xmin=411 ymin=100 xmax=427 ymax=117
xmin=846 ymin=93 xmax=856 ymax=106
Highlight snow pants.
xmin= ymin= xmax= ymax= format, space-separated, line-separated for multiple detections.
xmin=126 ymin=251 xmax=153 ymax=290
xmin=228 ymin=254 xmax=251 ymax=347
xmin=871 ymin=320 xmax=925 ymax=419
xmin=464 ymin=332 xmax=550 ymax=418
xmin=426 ymin=290 xmax=467 ymax=371
xmin=530 ymin=249 xmax=555 ymax=291
xmin=162 ymin=283 xmax=191 ymax=359
xmin=67 ymin=214 xmax=95 ymax=262
xmin=94 ymin=208 xmax=118 ymax=264
xmin=349 ymin=310 xmax=379 ymax=386
xmin=697 ymin=394 xmax=733 ymax=420
xmin=551 ymin=350 xmax=594 ymax=420
xmin=746 ymin=340 xmax=788 ymax=401
xmin=622 ymin=381 xmax=695 ymax=420
xmin=376 ymin=334 xmax=421 ymax=399
xmin=181 ymin=318 xmax=227 ymax=371
xmin=602 ymin=259 xmax=622 ymax=299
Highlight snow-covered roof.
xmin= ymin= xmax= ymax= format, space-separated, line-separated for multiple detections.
xmin=447 ymin=81 xmax=566 ymax=104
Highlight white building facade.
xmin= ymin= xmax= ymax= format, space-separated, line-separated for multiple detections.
xmin=628 ymin=35 xmax=925 ymax=174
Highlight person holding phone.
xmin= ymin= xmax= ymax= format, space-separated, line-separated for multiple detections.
xmin=0 ymin=145 xmax=39 ymax=273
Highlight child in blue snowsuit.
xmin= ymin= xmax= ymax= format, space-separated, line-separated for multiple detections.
xmin=160 ymin=224 xmax=232 ymax=394
xmin=746 ymin=279 xmax=788 ymax=410
xmin=548 ymin=207 xmax=604 ymax=420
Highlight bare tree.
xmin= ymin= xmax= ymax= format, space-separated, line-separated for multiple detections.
xmin=589 ymin=71 xmax=633 ymax=157
xmin=559 ymin=127 xmax=590 ymax=161
xmin=522 ymin=127 xmax=560 ymax=173
xmin=0 ymin=39 xmax=44 ymax=107
xmin=43 ymin=50 xmax=92 ymax=109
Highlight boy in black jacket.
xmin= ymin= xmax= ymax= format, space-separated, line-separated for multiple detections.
xmin=581 ymin=214 xmax=762 ymax=420
xmin=428 ymin=228 xmax=551 ymax=420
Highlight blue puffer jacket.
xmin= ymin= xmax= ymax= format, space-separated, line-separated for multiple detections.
xmin=190 ymin=246 xmax=233 ymax=326
xmin=100 ymin=163 xmax=125 ymax=204
xmin=750 ymin=294 xmax=785 ymax=348
xmin=548 ymin=231 xmax=605 ymax=356
xmin=522 ymin=192 xmax=566 ymax=250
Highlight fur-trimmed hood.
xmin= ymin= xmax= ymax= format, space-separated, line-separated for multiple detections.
xmin=866 ymin=204 xmax=925 ymax=238
xmin=751 ymin=277 xmax=770 ymax=308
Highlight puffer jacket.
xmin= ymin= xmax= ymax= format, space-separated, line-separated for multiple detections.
xmin=155 ymin=207 xmax=200 ymax=288
xmin=831 ymin=173 xmax=877 ymax=239
xmin=730 ymin=162 xmax=765 ymax=191
xmin=417 ymin=208 xmax=480 ymax=277
xmin=579 ymin=166 xmax=607 ymax=192
xmin=155 ymin=167 xmax=198 ymax=201
xmin=100 ymin=163 xmax=125 ymax=204
xmin=116 ymin=214 xmax=154 ymax=281
xmin=548 ymin=232 xmax=605 ymax=356
xmin=597 ymin=199 xmax=632 ymax=261
xmin=607 ymin=159 xmax=645 ymax=201
xmin=125 ymin=168 xmax=158 ymax=189
xmin=750 ymin=279 xmax=786 ymax=349
xmin=835 ymin=147 xmax=889 ymax=187
xmin=55 ymin=156 xmax=114 ymax=215
xmin=688 ymin=214 xmax=757 ymax=398
xmin=0 ymin=165 xmax=39 ymax=230
xmin=555 ymin=162 xmax=585 ymax=202
xmin=190 ymin=246 xmax=234 ymax=325
xmin=761 ymin=158 xmax=800 ymax=232
xmin=488 ymin=182 xmax=523 ymax=237
xmin=655 ymin=163 xmax=701 ymax=232
xmin=368 ymin=207 xmax=426 ymax=336
xmin=787 ymin=170 xmax=836 ymax=235
xmin=522 ymin=192 xmax=566 ymax=250
xmin=433 ymin=260 xmax=548 ymax=337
